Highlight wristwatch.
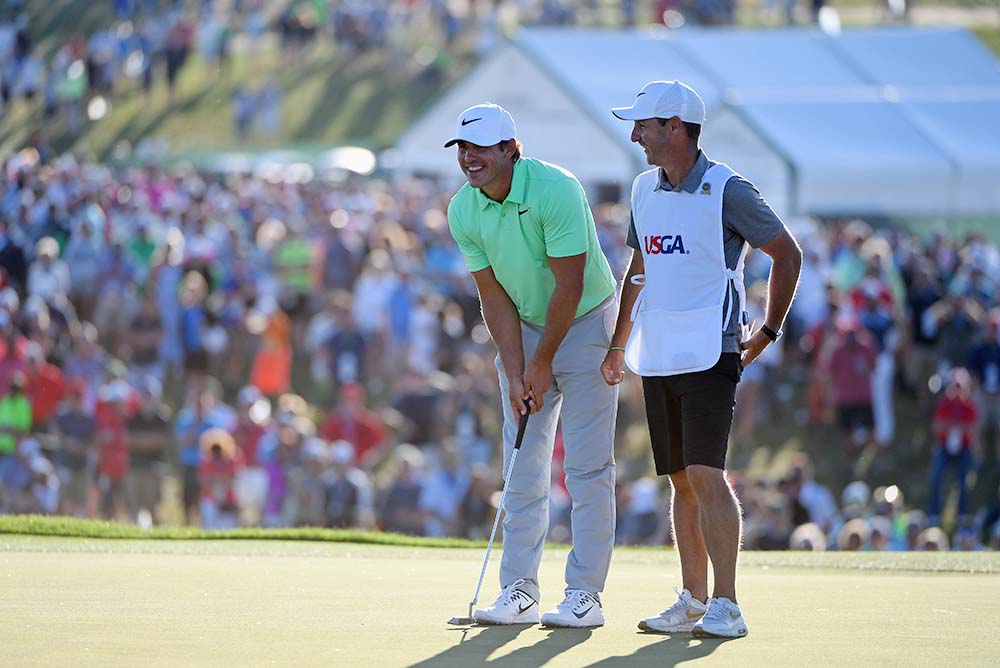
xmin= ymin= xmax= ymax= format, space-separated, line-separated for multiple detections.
xmin=760 ymin=324 xmax=782 ymax=342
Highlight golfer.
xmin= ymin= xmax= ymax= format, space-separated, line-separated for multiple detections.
xmin=601 ymin=81 xmax=801 ymax=638
xmin=445 ymin=103 xmax=618 ymax=628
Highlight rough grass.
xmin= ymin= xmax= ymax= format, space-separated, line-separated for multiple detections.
xmin=0 ymin=514 xmax=478 ymax=548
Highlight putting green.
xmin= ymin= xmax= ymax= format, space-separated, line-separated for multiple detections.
xmin=1 ymin=536 xmax=997 ymax=667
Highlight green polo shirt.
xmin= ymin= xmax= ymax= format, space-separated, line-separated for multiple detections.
xmin=448 ymin=157 xmax=615 ymax=327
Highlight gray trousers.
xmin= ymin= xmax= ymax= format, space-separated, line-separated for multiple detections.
xmin=496 ymin=298 xmax=618 ymax=599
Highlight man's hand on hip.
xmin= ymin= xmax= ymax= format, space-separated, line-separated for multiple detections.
xmin=739 ymin=329 xmax=771 ymax=369
xmin=522 ymin=360 xmax=552 ymax=413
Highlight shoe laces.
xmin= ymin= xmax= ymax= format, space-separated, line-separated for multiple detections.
xmin=495 ymin=579 xmax=533 ymax=607
xmin=703 ymin=597 xmax=734 ymax=622
xmin=563 ymin=589 xmax=600 ymax=612
xmin=660 ymin=586 xmax=694 ymax=617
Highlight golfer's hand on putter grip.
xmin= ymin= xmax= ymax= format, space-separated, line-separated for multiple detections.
xmin=521 ymin=359 xmax=552 ymax=414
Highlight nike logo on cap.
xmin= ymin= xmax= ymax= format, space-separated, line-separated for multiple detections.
xmin=636 ymin=92 xmax=646 ymax=97
xmin=461 ymin=117 xmax=482 ymax=126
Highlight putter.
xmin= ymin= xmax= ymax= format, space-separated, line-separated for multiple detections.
xmin=448 ymin=409 xmax=530 ymax=626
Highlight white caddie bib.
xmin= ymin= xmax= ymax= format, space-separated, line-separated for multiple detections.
xmin=624 ymin=163 xmax=748 ymax=376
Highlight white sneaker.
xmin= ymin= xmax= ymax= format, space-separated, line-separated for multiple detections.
xmin=638 ymin=587 xmax=708 ymax=633
xmin=473 ymin=578 xmax=539 ymax=625
xmin=691 ymin=597 xmax=748 ymax=638
xmin=540 ymin=589 xmax=604 ymax=628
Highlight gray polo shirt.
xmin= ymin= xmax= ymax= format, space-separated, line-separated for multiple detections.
xmin=626 ymin=151 xmax=785 ymax=353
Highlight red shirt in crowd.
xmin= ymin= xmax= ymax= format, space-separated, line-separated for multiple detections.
xmin=0 ymin=336 xmax=27 ymax=393
xmin=320 ymin=410 xmax=386 ymax=463
xmin=25 ymin=362 xmax=65 ymax=425
xmin=933 ymin=394 xmax=978 ymax=451
xmin=95 ymin=401 xmax=129 ymax=480
xmin=233 ymin=420 xmax=266 ymax=468
xmin=199 ymin=451 xmax=244 ymax=507
xmin=825 ymin=331 xmax=879 ymax=406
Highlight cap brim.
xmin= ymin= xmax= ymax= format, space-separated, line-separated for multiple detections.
xmin=611 ymin=106 xmax=645 ymax=120
xmin=443 ymin=137 xmax=513 ymax=148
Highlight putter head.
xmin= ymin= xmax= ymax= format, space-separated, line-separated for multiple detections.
xmin=447 ymin=615 xmax=476 ymax=626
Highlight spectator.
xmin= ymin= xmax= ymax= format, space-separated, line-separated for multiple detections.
xmin=61 ymin=221 xmax=104 ymax=321
xmin=789 ymin=522 xmax=827 ymax=551
xmin=124 ymin=290 xmax=163 ymax=384
xmin=249 ymin=296 xmax=292 ymax=397
xmin=94 ymin=380 xmax=131 ymax=520
xmin=916 ymin=526 xmax=950 ymax=551
xmin=618 ymin=477 xmax=663 ymax=546
xmin=966 ymin=313 xmax=1000 ymax=467
xmin=53 ymin=381 xmax=94 ymax=517
xmin=126 ymin=379 xmax=169 ymax=526
xmin=175 ymin=386 xmax=232 ymax=525
xmin=198 ymin=427 xmax=243 ymax=530
xmin=22 ymin=342 xmax=64 ymax=431
xmin=929 ymin=368 xmax=980 ymax=524
xmin=326 ymin=439 xmax=375 ymax=529
xmin=824 ymin=315 xmax=879 ymax=463
xmin=26 ymin=236 xmax=70 ymax=305
xmin=904 ymin=262 xmax=943 ymax=408
xmin=418 ymin=444 xmax=469 ymax=537
xmin=458 ymin=462 xmax=496 ymax=540
xmin=379 ymin=444 xmax=424 ymax=535
xmin=857 ymin=284 xmax=898 ymax=448
xmin=0 ymin=370 xmax=31 ymax=463
xmin=232 ymin=385 xmax=270 ymax=526
xmin=0 ymin=218 xmax=27 ymax=293
xmin=319 ymin=382 xmax=387 ymax=468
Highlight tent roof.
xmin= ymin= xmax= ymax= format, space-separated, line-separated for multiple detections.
xmin=509 ymin=26 xmax=1000 ymax=216
xmin=831 ymin=26 xmax=1000 ymax=90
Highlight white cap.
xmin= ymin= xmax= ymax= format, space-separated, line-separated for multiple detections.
xmin=444 ymin=103 xmax=516 ymax=148
xmin=611 ymin=80 xmax=706 ymax=125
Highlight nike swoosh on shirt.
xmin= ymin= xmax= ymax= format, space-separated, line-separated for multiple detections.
xmin=573 ymin=606 xmax=595 ymax=619
xmin=461 ymin=117 xmax=482 ymax=126
xmin=518 ymin=208 xmax=529 ymax=216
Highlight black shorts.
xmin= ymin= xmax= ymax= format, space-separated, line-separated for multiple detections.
xmin=641 ymin=353 xmax=742 ymax=476
xmin=837 ymin=403 xmax=874 ymax=430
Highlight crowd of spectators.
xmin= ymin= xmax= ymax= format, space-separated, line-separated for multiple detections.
xmin=0 ymin=0 xmax=912 ymax=144
xmin=0 ymin=146 xmax=998 ymax=553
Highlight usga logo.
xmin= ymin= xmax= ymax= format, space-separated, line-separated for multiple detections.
xmin=644 ymin=234 xmax=689 ymax=255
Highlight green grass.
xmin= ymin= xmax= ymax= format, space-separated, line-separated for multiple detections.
xmin=2 ymin=535 xmax=998 ymax=668
xmin=974 ymin=26 xmax=1000 ymax=55
xmin=2 ymin=515 xmax=997 ymax=573
xmin=0 ymin=514 xmax=477 ymax=548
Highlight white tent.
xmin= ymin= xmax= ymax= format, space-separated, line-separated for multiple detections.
xmin=394 ymin=26 xmax=1000 ymax=218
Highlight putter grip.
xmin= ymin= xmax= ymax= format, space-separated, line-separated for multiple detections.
xmin=513 ymin=411 xmax=529 ymax=450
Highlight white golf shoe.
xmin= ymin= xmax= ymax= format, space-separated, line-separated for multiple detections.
xmin=540 ymin=589 xmax=604 ymax=628
xmin=638 ymin=587 xmax=708 ymax=633
xmin=473 ymin=578 xmax=539 ymax=625
xmin=691 ymin=597 xmax=749 ymax=638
